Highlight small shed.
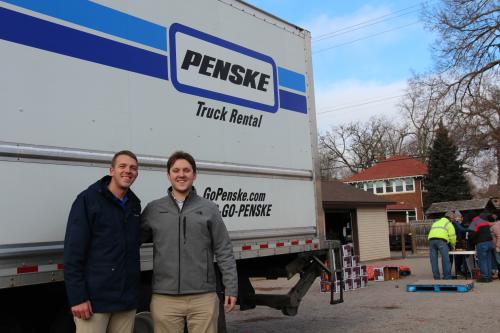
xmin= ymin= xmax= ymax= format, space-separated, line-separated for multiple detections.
xmin=322 ymin=180 xmax=394 ymax=261
xmin=425 ymin=198 xmax=498 ymax=220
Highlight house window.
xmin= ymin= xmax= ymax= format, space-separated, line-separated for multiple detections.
xmin=405 ymin=178 xmax=414 ymax=191
xmin=350 ymin=178 xmax=417 ymax=194
xmin=407 ymin=210 xmax=417 ymax=222
xmin=395 ymin=179 xmax=404 ymax=192
xmin=366 ymin=181 xmax=374 ymax=193
xmin=385 ymin=180 xmax=394 ymax=193
xmin=421 ymin=179 xmax=427 ymax=192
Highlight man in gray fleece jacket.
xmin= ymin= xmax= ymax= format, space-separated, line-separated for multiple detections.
xmin=141 ymin=151 xmax=237 ymax=333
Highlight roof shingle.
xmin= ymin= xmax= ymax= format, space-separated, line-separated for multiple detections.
xmin=425 ymin=198 xmax=493 ymax=214
xmin=344 ymin=155 xmax=427 ymax=182
xmin=322 ymin=180 xmax=394 ymax=205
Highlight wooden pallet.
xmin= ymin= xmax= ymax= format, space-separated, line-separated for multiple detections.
xmin=406 ymin=280 xmax=474 ymax=293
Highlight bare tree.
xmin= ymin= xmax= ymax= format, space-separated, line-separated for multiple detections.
xmin=458 ymin=84 xmax=500 ymax=186
xmin=399 ymin=74 xmax=448 ymax=161
xmin=399 ymin=74 xmax=498 ymax=185
xmin=318 ymin=116 xmax=410 ymax=178
xmin=422 ymin=0 xmax=499 ymax=104
xmin=410 ymin=0 xmax=500 ymax=191
xmin=318 ymin=143 xmax=337 ymax=180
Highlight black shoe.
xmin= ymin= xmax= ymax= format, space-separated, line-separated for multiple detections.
xmin=476 ymin=278 xmax=492 ymax=283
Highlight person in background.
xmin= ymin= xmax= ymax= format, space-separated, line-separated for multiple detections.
xmin=451 ymin=210 xmax=468 ymax=242
xmin=450 ymin=210 xmax=468 ymax=276
xmin=428 ymin=211 xmax=456 ymax=280
xmin=490 ymin=216 xmax=500 ymax=279
xmin=468 ymin=212 xmax=494 ymax=282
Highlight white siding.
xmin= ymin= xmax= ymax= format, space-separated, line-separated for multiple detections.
xmin=356 ymin=208 xmax=390 ymax=261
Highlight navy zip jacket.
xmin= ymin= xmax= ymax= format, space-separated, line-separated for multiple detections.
xmin=64 ymin=176 xmax=141 ymax=313
xmin=452 ymin=220 xmax=467 ymax=241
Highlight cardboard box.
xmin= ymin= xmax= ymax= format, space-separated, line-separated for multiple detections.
xmin=320 ymin=280 xmax=343 ymax=293
xmin=360 ymin=265 xmax=367 ymax=276
xmin=343 ymin=278 xmax=353 ymax=291
xmin=352 ymin=277 xmax=361 ymax=289
xmin=383 ymin=266 xmax=400 ymax=281
xmin=343 ymin=267 xmax=353 ymax=279
xmin=360 ymin=276 xmax=368 ymax=288
xmin=351 ymin=255 xmax=359 ymax=267
xmin=352 ymin=266 xmax=360 ymax=278
xmin=341 ymin=243 xmax=353 ymax=257
xmin=343 ymin=256 xmax=352 ymax=268
xmin=320 ymin=280 xmax=331 ymax=292
xmin=374 ymin=267 xmax=384 ymax=281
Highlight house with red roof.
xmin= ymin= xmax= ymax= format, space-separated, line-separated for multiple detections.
xmin=343 ymin=155 xmax=428 ymax=222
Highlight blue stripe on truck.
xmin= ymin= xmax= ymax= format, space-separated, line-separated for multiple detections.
xmin=0 ymin=7 xmax=168 ymax=80
xmin=2 ymin=0 xmax=167 ymax=51
xmin=278 ymin=67 xmax=306 ymax=93
xmin=279 ymin=89 xmax=307 ymax=114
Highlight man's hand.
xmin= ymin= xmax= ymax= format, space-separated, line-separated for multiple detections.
xmin=224 ymin=295 xmax=237 ymax=313
xmin=71 ymin=300 xmax=93 ymax=320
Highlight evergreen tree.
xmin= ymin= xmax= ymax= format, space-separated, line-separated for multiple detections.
xmin=424 ymin=124 xmax=471 ymax=208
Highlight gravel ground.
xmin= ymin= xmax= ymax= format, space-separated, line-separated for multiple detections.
xmin=226 ymin=254 xmax=500 ymax=333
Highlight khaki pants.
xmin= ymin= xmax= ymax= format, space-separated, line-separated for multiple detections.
xmin=74 ymin=309 xmax=136 ymax=333
xmin=151 ymin=292 xmax=219 ymax=333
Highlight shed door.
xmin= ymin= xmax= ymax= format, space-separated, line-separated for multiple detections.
xmin=356 ymin=208 xmax=390 ymax=261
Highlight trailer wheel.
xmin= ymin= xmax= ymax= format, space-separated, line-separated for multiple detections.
xmin=134 ymin=312 xmax=154 ymax=333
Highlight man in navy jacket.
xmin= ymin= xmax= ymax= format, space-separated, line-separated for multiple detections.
xmin=468 ymin=213 xmax=494 ymax=282
xmin=64 ymin=151 xmax=141 ymax=332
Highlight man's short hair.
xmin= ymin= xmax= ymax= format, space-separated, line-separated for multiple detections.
xmin=167 ymin=151 xmax=197 ymax=174
xmin=111 ymin=150 xmax=138 ymax=167
xmin=445 ymin=210 xmax=455 ymax=219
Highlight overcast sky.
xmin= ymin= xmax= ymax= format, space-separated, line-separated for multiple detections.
xmin=245 ymin=0 xmax=437 ymax=132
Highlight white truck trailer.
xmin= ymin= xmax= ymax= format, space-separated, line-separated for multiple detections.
xmin=0 ymin=0 xmax=341 ymax=332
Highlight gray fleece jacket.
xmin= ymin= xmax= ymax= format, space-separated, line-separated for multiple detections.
xmin=141 ymin=188 xmax=238 ymax=296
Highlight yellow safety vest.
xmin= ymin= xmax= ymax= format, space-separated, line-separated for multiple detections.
xmin=428 ymin=217 xmax=456 ymax=247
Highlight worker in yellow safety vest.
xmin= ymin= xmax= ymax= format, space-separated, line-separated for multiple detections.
xmin=428 ymin=211 xmax=457 ymax=279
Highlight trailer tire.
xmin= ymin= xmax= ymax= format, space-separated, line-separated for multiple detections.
xmin=134 ymin=312 xmax=154 ymax=333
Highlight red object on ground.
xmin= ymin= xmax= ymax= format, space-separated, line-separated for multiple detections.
xmin=399 ymin=265 xmax=411 ymax=276
xmin=367 ymin=266 xmax=375 ymax=280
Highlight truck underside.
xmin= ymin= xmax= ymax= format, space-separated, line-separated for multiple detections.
xmin=0 ymin=246 xmax=341 ymax=333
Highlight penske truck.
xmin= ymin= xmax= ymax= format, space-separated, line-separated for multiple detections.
xmin=0 ymin=1 xmax=341 ymax=332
